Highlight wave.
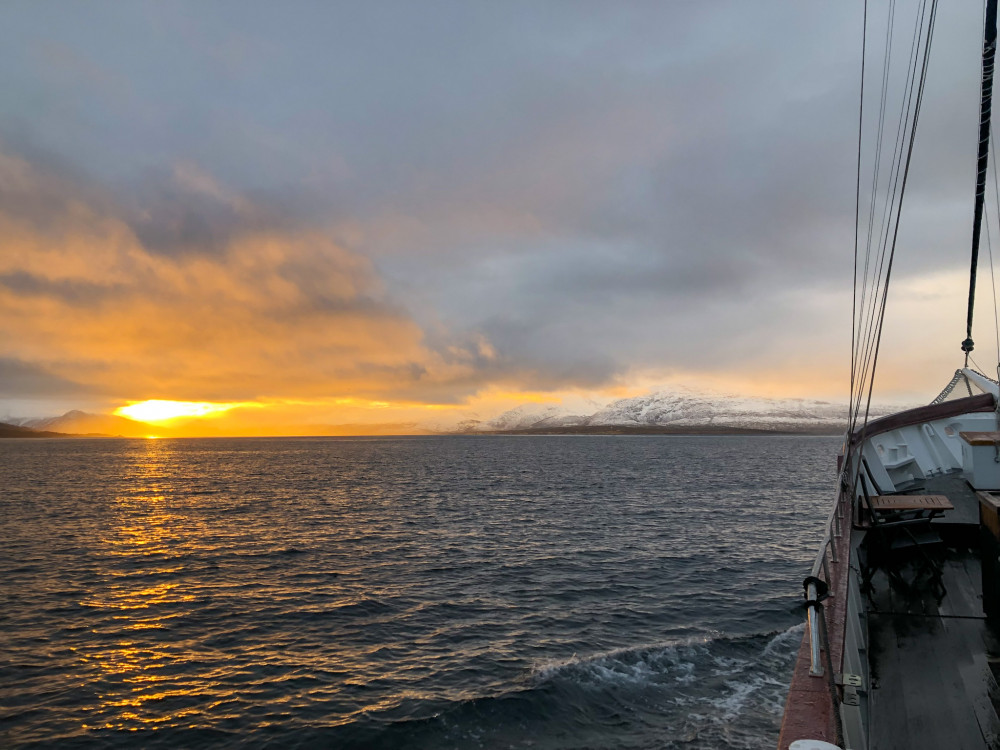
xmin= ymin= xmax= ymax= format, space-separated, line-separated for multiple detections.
xmin=326 ymin=625 xmax=804 ymax=750
xmin=531 ymin=625 xmax=803 ymax=723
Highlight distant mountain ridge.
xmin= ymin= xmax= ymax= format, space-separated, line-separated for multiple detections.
xmin=478 ymin=404 xmax=591 ymax=432
xmin=0 ymin=421 xmax=68 ymax=438
xmin=22 ymin=410 xmax=156 ymax=437
xmin=470 ymin=389 xmax=905 ymax=434
xmin=9 ymin=389 xmax=912 ymax=438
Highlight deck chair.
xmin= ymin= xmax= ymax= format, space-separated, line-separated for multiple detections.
xmin=857 ymin=473 xmax=946 ymax=599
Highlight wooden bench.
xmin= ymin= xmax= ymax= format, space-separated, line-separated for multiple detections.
xmin=871 ymin=494 xmax=954 ymax=513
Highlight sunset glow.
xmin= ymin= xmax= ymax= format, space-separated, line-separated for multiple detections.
xmin=0 ymin=2 xmax=990 ymax=435
xmin=115 ymin=401 xmax=245 ymax=423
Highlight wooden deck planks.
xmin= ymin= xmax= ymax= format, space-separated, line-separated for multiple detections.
xmin=949 ymin=555 xmax=986 ymax=617
xmin=924 ymin=474 xmax=982 ymax=526
xmin=868 ymin=554 xmax=999 ymax=749
xmin=870 ymin=614 xmax=992 ymax=749
xmin=961 ymin=650 xmax=1000 ymax=747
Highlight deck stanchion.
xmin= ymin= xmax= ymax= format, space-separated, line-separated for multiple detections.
xmin=806 ymin=580 xmax=824 ymax=677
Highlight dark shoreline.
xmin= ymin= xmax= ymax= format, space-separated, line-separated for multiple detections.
xmin=0 ymin=423 xmax=69 ymax=438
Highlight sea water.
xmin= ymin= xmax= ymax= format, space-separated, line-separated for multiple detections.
xmin=0 ymin=434 xmax=839 ymax=748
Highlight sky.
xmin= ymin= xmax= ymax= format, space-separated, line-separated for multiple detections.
xmin=0 ymin=1 xmax=995 ymax=435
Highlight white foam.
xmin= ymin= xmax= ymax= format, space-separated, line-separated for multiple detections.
xmin=531 ymin=622 xmax=805 ymax=738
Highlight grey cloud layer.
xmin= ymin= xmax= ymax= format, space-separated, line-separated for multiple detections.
xmin=0 ymin=1 xmax=989 ymax=400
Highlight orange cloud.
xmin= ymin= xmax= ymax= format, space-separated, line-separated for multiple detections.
xmin=0 ymin=148 xmax=973 ymax=435
xmin=0 ymin=153 xmax=489 ymax=415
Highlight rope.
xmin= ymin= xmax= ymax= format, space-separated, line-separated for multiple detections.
xmin=930 ymin=369 xmax=967 ymax=404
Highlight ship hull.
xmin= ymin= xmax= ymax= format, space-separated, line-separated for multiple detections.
xmin=779 ymin=392 xmax=1000 ymax=749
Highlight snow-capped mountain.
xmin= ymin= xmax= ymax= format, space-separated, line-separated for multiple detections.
xmin=586 ymin=391 xmax=848 ymax=431
xmin=480 ymin=404 xmax=589 ymax=431
xmin=472 ymin=389 xmax=905 ymax=433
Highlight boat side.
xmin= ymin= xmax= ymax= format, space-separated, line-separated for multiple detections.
xmin=778 ymin=394 xmax=998 ymax=750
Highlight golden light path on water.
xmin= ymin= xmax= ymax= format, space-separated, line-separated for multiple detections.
xmin=79 ymin=439 xmax=204 ymax=731
xmin=73 ymin=439 xmax=378 ymax=734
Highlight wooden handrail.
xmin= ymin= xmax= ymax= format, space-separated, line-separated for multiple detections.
xmin=849 ymin=393 xmax=995 ymax=446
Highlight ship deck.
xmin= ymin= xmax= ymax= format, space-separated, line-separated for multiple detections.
xmin=865 ymin=474 xmax=1000 ymax=749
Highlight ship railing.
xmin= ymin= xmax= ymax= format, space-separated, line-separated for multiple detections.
xmin=804 ymin=482 xmax=845 ymax=676
xmin=800 ymin=478 xmax=850 ymax=746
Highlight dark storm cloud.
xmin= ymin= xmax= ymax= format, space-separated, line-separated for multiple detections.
xmin=125 ymin=179 xmax=256 ymax=257
xmin=0 ymin=0 xmax=987 ymax=400
xmin=0 ymin=357 xmax=95 ymax=398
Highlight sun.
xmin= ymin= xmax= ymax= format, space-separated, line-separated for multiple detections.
xmin=115 ymin=400 xmax=243 ymax=423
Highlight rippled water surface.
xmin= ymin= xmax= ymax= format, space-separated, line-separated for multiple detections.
xmin=1 ymin=435 xmax=839 ymax=748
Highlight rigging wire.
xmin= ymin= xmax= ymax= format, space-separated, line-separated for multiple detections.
xmin=853 ymin=0 xmax=924 ymax=410
xmin=853 ymin=0 xmax=899 ymax=404
xmin=970 ymin=351 xmax=987 ymax=373
xmin=964 ymin=0 xmax=999 ymax=361
xmin=851 ymin=0 xmax=870 ymax=424
xmin=858 ymin=0 xmax=939 ymax=439
xmin=851 ymin=0 xmax=895 ymax=434
xmin=845 ymin=0 xmax=939 ymax=478
xmin=990 ymin=116 xmax=1000 ymax=372
xmin=850 ymin=0 xmax=933 ymax=438
xmin=985 ymin=202 xmax=1000 ymax=369
xmin=855 ymin=0 xmax=897 ymax=394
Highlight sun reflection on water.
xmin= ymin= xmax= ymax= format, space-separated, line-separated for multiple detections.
xmin=80 ymin=439 xmax=217 ymax=732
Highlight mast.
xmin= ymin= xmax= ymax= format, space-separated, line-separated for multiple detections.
xmin=964 ymin=0 xmax=999 ymax=364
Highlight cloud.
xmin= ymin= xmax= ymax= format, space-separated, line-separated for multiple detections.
xmin=0 ymin=357 xmax=94 ymax=398
xmin=0 ymin=1 xmax=992 ymax=420
xmin=0 ymin=148 xmax=659 ymax=414
xmin=0 ymin=151 xmax=502 ymax=406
